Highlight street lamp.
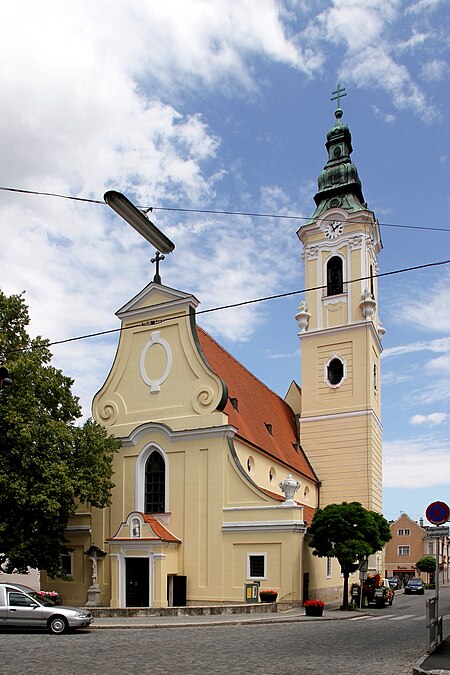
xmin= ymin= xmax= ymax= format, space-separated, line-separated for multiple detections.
xmin=104 ymin=190 xmax=175 ymax=254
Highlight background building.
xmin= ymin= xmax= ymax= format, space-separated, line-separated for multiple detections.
xmin=385 ymin=513 xmax=449 ymax=585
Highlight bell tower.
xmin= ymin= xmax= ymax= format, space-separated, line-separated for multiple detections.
xmin=296 ymin=87 xmax=384 ymax=512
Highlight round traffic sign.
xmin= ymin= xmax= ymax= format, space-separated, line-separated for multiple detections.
xmin=426 ymin=501 xmax=450 ymax=525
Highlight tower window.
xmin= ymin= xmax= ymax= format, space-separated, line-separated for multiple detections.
xmin=327 ymin=357 xmax=344 ymax=386
xmin=327 ymin=256 xmax=343 ymax=296
xmin=145 ymin=451 xmax=165 ymax=513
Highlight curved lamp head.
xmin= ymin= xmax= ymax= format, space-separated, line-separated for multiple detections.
xmin=104 ymin=190 xmax=175 ymax=254
xmin=0 ymin=366 xmax=13 ymax=391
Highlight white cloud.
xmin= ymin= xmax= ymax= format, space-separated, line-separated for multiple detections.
xmin=383 ymin=436 xmax=450 ymax=488
xmin=410 ymin=412 xmax=448 ymax=426
xmin=396 ymin=30 xmax=429 ymax=51
xmin=427 ymin=355 xmax=450 ymax=373
xmin=406 ymin=0 xmax=444 ymax=15
xmin=382 ymin=337 xmax=450 ymax=359
xmin=0 ymin=0 xmax=447 ymax=425
xmin=410 ymin=380 xmax=450 ymax=405
xmin=371 ymin=105 xmax=396 ymax=124
xmin=396 ymin=272 xmax=450 ymax=333
xmin=304 ymin=0 xmax=439 ymax=122
xmin=420 ymin=60 xmax=449 ymax=81
xmin=1 ymin=1 xmax=320 ymax=416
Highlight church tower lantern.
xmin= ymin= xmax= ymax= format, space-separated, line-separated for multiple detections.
xmin=296 ymin=86 xmax=384 ymax=512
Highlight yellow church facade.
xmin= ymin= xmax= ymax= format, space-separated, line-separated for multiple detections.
xmin=42 ymin=101 xmax=385 ymax=608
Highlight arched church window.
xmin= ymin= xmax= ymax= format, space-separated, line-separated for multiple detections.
xmin=327 ymin=256 xmax=343 ymax=296
xmin=327 ymin=358 xmax=344 ymax=386
xmin=145 ymin=451 xmax=165 ymax=513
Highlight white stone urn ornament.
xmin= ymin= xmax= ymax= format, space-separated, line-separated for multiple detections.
xmin=359 ymin=288 xmax=376 ymax=319
xmin=295 ymin=301 xmax=310 ymax=334
xmin=279 ymin=474 xmax=301 ymax=506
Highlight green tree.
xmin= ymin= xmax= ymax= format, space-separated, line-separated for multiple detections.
xmin=0 ymin=290 xmax=120 ymax=577
xmin=307 ymin=501 xmax=392 ymax=610
xmin=416 ymin=555 xmax=436 ymax=578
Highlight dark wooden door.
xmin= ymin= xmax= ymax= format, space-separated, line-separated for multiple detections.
xmin=172 ymin=576 xmax=187 ymax=606
xmin=303 ymin=572 xmax=310 ymax=604
xmin=126 ymin=558 xmax=149 ymax=607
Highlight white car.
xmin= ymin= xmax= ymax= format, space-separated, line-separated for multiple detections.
xmin=0 ymin=583 xmax=93 ymax=634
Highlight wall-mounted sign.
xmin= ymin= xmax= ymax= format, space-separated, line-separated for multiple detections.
xmin=425 ymin=526 xmax=449 ymax=538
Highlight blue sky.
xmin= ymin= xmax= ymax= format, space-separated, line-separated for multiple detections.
xmin=0 ymin=1 xmax=449 ymax=524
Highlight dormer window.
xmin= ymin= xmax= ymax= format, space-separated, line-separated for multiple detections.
xmin=265 ymin=423 xmax=273 ymax=435
xmin=230 ymin=397 xmax=239 ymax=411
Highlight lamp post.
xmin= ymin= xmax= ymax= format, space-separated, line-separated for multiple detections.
xmin=104 ymin=190 xmax=175 ymax=254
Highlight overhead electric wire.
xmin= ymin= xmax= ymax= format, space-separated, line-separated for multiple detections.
xmin=7 ymin=258 xmax=450 ymax=355
xmin=0 ymin=185 xmax=449 ymax=233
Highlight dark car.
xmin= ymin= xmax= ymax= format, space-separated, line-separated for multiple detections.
xmin=387 ymin=576 xmax=401 ymax=590
xmin=404 ymin=578 xmax=425 ymax=595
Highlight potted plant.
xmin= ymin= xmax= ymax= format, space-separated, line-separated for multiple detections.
xmin=259 ymin=589 xmax=278 ymax=603
xmin=304 ymin=599 xmax=325 ymax=616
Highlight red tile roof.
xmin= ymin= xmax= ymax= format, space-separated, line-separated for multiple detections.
xmin=142 ymin=514 xmax=180 ymax=542
xmin=196 ymin=327 xmax=318 ymax=483
xmin=106 ymin=514 xmax=180 ymax=543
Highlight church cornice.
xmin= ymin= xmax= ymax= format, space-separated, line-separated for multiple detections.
xmin=121 ymin=421 xmax=237 ymax=445
xmin=300 ymin=408 xmax=382 ymax=431
xmin=298 ymin=320 xmax=384 ymax=353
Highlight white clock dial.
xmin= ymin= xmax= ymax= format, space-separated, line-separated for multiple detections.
xmin=324 ymin=220 xmax=343 ymax=239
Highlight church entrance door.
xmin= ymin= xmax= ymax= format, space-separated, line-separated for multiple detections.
xmin=125 ymin=558 xmax=149 ymax=607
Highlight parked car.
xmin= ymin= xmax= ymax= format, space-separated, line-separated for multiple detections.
xmin=404 ymin=578 xmax=425 ymax=595
xmin=0 ymin=583 xmax=93 ymax=634
xmin=387 ymin=576 xmax=401 ymax=590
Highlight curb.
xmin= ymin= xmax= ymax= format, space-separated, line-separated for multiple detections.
xmin=90 ymin=610 xmax=362 ymax=630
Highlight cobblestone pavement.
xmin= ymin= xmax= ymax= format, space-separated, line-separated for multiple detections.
xmin=0 ymin=615 xmax=426 ymax=675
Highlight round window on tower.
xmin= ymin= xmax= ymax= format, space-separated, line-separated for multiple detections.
xmin=325 ymin=354 xmax=346 ymax=388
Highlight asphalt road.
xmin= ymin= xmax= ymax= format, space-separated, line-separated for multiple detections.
xmin=1 ymin=587 xmax=449 ymax=675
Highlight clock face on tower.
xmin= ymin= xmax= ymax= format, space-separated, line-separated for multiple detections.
xmin=324 ymin=220 xmax=343 ymax=239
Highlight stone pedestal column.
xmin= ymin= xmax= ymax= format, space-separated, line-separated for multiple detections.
xmin=84 ymin=545 xmax=106 ymax=607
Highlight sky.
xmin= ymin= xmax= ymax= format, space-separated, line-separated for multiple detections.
xmin=0 ymin=0 xmax=449 ymax=525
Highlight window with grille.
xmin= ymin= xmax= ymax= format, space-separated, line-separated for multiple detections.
xmin=145 ymin=451 xmax=165 ymax=513
xmin=60 ymin=552 xmax=73 ymax=576
xmin=397 ymin=529 xmax=410 ymax=536
xmin=248 ymin=554 xmax=266 ymax=579
xmin=398 ymin=546 xmax=410 ymax=556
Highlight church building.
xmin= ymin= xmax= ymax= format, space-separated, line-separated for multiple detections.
xmin=42 ymin=95 xmax=385 ymax=608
